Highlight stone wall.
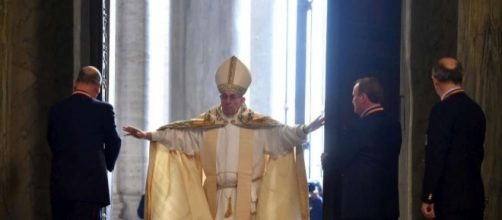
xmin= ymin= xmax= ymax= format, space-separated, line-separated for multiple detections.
xmin=458 ymin=0 xmax=502 ymax=219
xmin=0 ymin=0 xmax=74 ymax=219
xmin=406 ymin=0 xmax=502 ymax=219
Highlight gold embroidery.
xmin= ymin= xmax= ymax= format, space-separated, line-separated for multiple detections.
xmin=228 ymin=56 xmax=237 ymax=84
xmin=217 ymin=84 xmax=247 ymax=96
xmin=224 ymin=196 xmax=232 ymax=218
xmin=157 ymin=105 xmax=282 ymax=130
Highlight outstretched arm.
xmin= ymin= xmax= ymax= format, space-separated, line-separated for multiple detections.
xmin=303 ymin=114 xmax=325 ymax=134
xmin=123 ymin=126 xmax=152 ymax=140
xmin=123 ymin=126 xmax=203 ymax=154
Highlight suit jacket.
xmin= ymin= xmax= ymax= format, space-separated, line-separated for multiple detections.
xmin=331 ymin=110 xmax=402 ymax=219
xmin=422 ymin=92 xmax=485 ymax=212
xmin=47 ymin=93 xmax=121 ymax=206
xmin=309 ymin=196 xmax=323 ymax=220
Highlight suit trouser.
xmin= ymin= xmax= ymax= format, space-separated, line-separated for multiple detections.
xmin=52 ymin=200 xmax=102 ymax=220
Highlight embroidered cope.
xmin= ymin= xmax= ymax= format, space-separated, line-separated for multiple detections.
xmin=146 ymin=106 xmax=309 ymax=220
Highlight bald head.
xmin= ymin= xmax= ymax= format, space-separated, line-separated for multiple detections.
xmin=76 ymin=66 xmax=102 ymax=86
xmin=432 ymin=57 xmax=463 ymax=85
xmin=74 ymin=66 xmax=102 ymax=98
xmin=439 ymin=57 xmax=458 ymax=69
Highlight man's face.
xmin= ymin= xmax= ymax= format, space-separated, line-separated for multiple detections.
xmin=352 ymin=83 xmax=364 ymax=115
xmin=220 ymin=92 xmax=245 ymax=117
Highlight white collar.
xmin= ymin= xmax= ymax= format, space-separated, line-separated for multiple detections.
xmin=440 ymin=87 xmax=463 ymax=101
xmin=360 ymin=104 xmax=384 ymax=118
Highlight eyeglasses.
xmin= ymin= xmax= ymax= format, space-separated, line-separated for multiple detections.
xmin=220 ymin=94 xmax=242 ymax=101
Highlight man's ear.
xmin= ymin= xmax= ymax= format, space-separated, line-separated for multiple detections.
xmin=432 ymin=77 xmax=440 ymax=89
xmin=95 ymin=85 xmax=101 ymax=95
xmin=360 ymin=93 xmax=368 ymax=102
xmin=431 ymin=76 xmax=439 ymax=84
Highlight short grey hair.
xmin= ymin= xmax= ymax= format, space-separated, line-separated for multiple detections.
xmin=355 ymin=77 xmax=384 ymax=104
xmin=76 ymin=66 xmax=102 ymax=85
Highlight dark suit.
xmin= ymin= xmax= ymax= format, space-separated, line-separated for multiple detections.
xmin=331 ymin=110 xmax=402 ymax=219
xmin=47 ymin=93 xmax=121 ymax=219
xmin=309 ymin=196 xmax=323 ymax=220
xmin=422 ymin=92 xmax=485 ymax=219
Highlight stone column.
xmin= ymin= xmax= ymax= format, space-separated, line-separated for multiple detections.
xmin=168 ymin=0 xmax=280 ymax=119
xmin=113 ymin=0 xmax=148 ymax=219
xmin=400 ymin=0 xmax=415 ymax=218
xmin=169 ymin=0 xmax=239 ymax=120
xmin=249 ymin=0 xmax=274 ymax=116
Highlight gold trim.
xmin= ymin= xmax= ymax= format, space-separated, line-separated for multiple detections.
xmin=157 ymin=105 xmax=283 ymax=131
xmin=202 ymin=129 xmax=219 ymax=218
xmin=218 ymin=84 xmax=247 ymax=96
xmin=217 ymin=183 xmax=238 ymax=190
xmin=228 ymin=56 xmax=237 ymax=84
xmin=235 ymin=128 xmax=253 ymax=220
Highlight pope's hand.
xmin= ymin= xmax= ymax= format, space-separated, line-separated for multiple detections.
xmin=304 ymin=114 xmax=325 ymax=133
xmin=123 ymin=126 xmax=146 ymax=139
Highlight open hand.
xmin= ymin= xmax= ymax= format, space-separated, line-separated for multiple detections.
xmin=122 ymin=126 xmax=147 ymax=139
xmin=304 ymin=114 xmax=325 ymax=133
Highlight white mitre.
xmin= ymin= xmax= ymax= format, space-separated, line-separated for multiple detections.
xmin=215 ymin=56 xmax=252 ymax=96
